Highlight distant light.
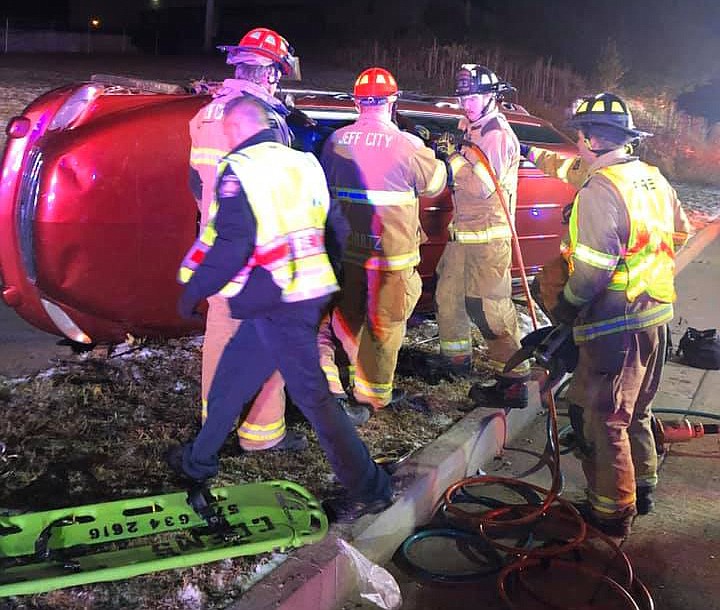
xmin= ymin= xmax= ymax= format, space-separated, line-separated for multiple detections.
xmin=90 ymin=17 xmax=101 ymax=29
xmin=531 ymin=207 xmax=540 ymax=217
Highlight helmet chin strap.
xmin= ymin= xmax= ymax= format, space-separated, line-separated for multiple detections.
xmin=469 ymin=95 xmax=496 ymax=127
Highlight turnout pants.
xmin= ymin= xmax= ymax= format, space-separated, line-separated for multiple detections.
xmin=435 ymin=240 xmax=527 ymax=377
xmin=319 ymin=264 xmax=421 ymax=409
xmin=566 ymin=325 xmax=665 ymax=517
xmin=186 ymin=297 xmax=391 ymax=502
xmin=203 ymin=295 xmax=287 ymax=451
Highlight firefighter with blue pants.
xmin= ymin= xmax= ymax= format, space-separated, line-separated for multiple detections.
xmin=169 ymin=96 xmax=392 ymax=518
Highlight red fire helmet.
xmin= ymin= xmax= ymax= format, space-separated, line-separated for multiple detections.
xmin=353 ymin=67 xmax=399 ymax=101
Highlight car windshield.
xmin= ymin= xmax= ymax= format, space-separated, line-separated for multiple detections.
xmin=509 ymin=122 xmax=569 ymax=144
xmin=287 ymin=107 xmax=569 ymax=155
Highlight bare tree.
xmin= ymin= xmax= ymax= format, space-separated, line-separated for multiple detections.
xmin=203 ymin=0 xmax=215 ymax=54
xmin=595 ymin=38 xmax=626 ymax=91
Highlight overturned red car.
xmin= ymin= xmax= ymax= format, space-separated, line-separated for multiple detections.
xmin=0 ymin=75 xmax=577 ymax=345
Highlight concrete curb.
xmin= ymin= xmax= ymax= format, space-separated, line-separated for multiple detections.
xmin=229 ymin=385 xmax=543 ymax=610
xmin=676 ymin=219 xmax=720 ymax=275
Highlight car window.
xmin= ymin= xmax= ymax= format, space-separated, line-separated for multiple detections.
xmin=397 ymin=111 xmax=463 ymax=141
xmin=509 ymin=122 xmax=569 ymax=145
xmin=287 ymin=110 xmax=356 ymax=156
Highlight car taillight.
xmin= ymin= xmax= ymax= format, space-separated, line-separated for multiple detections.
xmin=5 ymin=116 xmax=31 ymax=138
xmin=47 ymin=84 xmax=101 ymax=131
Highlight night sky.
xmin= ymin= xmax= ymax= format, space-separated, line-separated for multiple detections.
xmin=5 ymin=0 xmax=720 ymax=118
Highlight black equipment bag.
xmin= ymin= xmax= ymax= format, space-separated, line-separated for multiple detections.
xmin=676 ymin=327 xmax=720 ymax=370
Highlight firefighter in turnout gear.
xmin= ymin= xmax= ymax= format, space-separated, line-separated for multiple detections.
xmin=188 ymin=27 xmax=305 ymax=453
xmin=553 ymin=92 xmax=690 ymax=537
xmin=171 ymin=97 xmax=392 ymax=518
xmin=435 ymin=64 xmax=530 ymax=408
xmin=319 ymin=67 xmax=447 ymax=424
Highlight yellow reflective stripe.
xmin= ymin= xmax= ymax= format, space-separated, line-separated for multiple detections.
xmin=199 ymin=224 xmax=217 ymax=246
xmin=499 ymin=358 xmax=531 ymax=374
xmin=440 ymin=339 xmax=472 ymax=355
xmin=239 ymin=419 xmax=285 ymax=432
xmin=322 ymin=365 xmax=342 ymax=385
xmin=587 ymin=489 xmax=636 ymax=515
xmin=448 ymin=152 xmax=469 ymax=175
xmin=178 ymin=267 xmax=193 ymax=284
xmin=573 ymin=242 xmax=619 ymax=271
xmin=563 ymin=283 xmax=588 ymax=307
xmin=609 ymin=257 xmax=653 ymax=289
xmin=487 ymin=358 xmax=506 ymax=374
xmin=572 ymin=303 xmax=674 ymax=343
xmin=354 ymin=377 xmax=393 ymax=402
xmin=452 ymin=225 xmax=512 ymax=243
xmin=237 ymin=417 xmax=287 ymax=443
xmin=472 ymin=160 xmax=496 ymax=192
xmin=332 ymin=187 xmax=417 ymax=207
xmin=636 ymin=473 xmax=658 ymax=487
xmin=344 ymin=250 xmax=420 ymax=271
xmin=190 ymin=146 xmax=224 ymax=167
xmin=237 ymin=424 xmax=287 ymax=442
xmin=425 ymin=162 xmax=448 ymax=197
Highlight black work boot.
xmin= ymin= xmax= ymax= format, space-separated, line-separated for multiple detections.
xmin=165 ymin=444 xmax=208 ymax=486
xmin=468 ymin=376 xmax=530 ymax=410
xmin=636 ymin=486 xmax=656 ymax=515
xmin=240 ymin=430 xmax=309 ymax=453
xmin=337 ymin=396 xmax=372 ymax=427
xmin=322 ymin=494 xmax=393 ymax=523
xmin=386 ymin=388 xmax=407 ymax=406
xmin=575 ymin=501 xmax=635 ymax=538
xmin=425 ymin=354 xmax=472 ymax=383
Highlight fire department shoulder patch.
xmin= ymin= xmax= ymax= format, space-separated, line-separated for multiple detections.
xmin=218 ymin=174 xmax=242 ymax=198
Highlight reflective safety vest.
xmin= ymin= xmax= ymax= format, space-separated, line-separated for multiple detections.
xmin=188 ymin=80 xmax=291 ymax=234
xmin=566 ymin=161 xmax=677 ymax=303
xmin=179 ymin=142 xmax=339 ymax=303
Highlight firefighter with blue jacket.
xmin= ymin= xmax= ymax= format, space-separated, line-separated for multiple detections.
xmin=553 ymin=93 xmax=690 ymax=537
xmin=170 ymin=96 xmax=392 ymax=518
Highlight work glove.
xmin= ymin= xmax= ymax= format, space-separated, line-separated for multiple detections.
xmin=432 ymin=131 xmax=459 ymax=161
xmin=177 ymin=289 xmax=202 ymax=320
xmin=551 ymin=292 xmax=581 ymax=326
xmin=519 ymin=143 xmax=531 ymax=158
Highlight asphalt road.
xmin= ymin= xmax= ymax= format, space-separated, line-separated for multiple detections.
xmin=0 ymin=302 xmax=68 ymax=378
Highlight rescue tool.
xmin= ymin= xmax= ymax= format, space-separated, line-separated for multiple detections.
xmin=0 ymin=480 xmax=327 ymax=597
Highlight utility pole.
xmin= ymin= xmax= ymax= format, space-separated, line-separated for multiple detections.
xmin=203 ymin=0 xmax=215 ymax=53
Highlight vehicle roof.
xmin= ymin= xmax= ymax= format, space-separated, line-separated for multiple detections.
xmin=285 ymin=89 xmax=559 ymax=128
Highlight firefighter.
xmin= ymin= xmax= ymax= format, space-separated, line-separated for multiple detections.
xmin=553 ymin=92 xmax=690 ymax=536
xmin=319 ymin=67 xmax=447 ymax=424
xmin=170 ymin=96 xmax=392 ymax=519
xmin=435 ymin=64 xmax=530 ymax=408
xmin=188 ymin=27 xmax=305 ymax=452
